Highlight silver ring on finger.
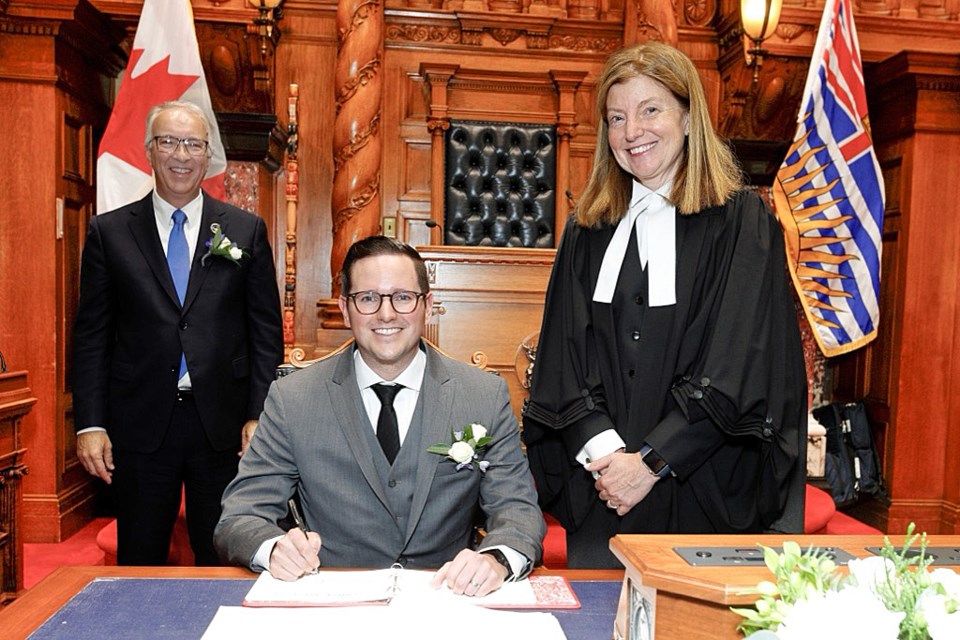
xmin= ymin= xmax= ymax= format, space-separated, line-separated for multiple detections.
xmin=607 ymin=500 xmax=618 ymax=509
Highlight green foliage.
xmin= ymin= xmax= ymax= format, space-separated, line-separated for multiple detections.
xmin=732 ymin=541 xmax=846 ymax=636
xmin=873 ymin=524 xmax=933 ymax=640
xmin=732 ymin=524 xmax=939 ymax=639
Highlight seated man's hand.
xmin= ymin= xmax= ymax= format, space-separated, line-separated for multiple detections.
xmin=430 ymin=548 xmax=507 ymax=597
xmin=268 ymin=529 xmax=322 ymax=581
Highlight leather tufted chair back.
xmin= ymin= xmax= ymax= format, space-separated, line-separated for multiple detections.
xmin=444 ymin=121 xmax=556 ymax=247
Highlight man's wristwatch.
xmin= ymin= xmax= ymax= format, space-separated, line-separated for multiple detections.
xmin=640 ymin=444 xmax=672 ymax=478
xmin=481 ymin=548 xmax=514 ymax=580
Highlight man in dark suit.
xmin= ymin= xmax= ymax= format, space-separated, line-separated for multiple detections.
xmin=215 ymin=237 xmax=544 ymax=596
xmin=73 ymin=100 xmax=283 ymax=566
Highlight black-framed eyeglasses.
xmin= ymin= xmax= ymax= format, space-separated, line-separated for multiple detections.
xmin=345 ymin=290 xmax=425 ymax=315
xmin=152 ymin=135 xmax=209 ymax=156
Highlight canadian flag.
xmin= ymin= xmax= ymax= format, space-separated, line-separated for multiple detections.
xmin=96 ymin=0 xmax=226 ymax=214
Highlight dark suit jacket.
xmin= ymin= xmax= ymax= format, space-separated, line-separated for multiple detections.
xmin=214 ymin=343 xmax=545 ymax=571
xmin=72 ymin=191 xmax=283 ymax=453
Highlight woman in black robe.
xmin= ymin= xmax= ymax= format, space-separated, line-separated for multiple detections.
xmin=522 ymin=42 xmax=807 ymax=568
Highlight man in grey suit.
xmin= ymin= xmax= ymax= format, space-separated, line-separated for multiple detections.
xmin=215 ymin=236 xmax=544 ymax=596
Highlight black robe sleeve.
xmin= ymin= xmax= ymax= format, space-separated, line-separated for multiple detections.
xmin=666 ymin=192 xmax=807 ymax=530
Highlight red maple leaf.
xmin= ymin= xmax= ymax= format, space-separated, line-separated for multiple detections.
xmin=98 ymin=49 xmax=200 ymax=175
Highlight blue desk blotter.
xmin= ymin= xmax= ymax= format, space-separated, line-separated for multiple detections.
xmin=29 ymin=578 xmax=620 ymax=639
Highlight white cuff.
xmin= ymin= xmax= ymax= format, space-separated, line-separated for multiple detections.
xmin=252 ymin=535 xmax=284 ymax=571
xmin=77 ymin=426 xmax=107 ymax=434
xmin=575 ymin=429 xmax=626 ymax=467
xmin=484 ymin=545 xmax=529 ymax=582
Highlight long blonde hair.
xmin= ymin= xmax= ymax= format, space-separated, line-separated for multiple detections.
xmin=576 ymin=42 xmax=742 ymax=227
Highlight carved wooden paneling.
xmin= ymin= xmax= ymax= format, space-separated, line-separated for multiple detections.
xmin=272 ymin=5 xmax=339 ymax=348
xmin=382 ymin=9 xmax=624 ymax=53
xmin=197 ymin=21 xmax=276 ymax=113
xmin=417 ymin=247 xmax=556 ymax=418
xmin=401 ymin=141 xmax=433 ymax=200
xmin=833 ymin=52 xmax=960 ymax=534
xmin=0 ymin=0 xmax=124 ymax=543
xmin=0 ymin=372 xmax=36 ymax=603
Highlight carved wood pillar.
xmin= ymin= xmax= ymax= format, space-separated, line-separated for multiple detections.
xmin=420 ymin=63 xmax=458 ymax=244
xmin=550 ymin=70 xmax=586 ymax=232
xmin=283 ymin=84 xmax=299 ymax=353
xmin=330 ymin=0 xmax=385 ymax=297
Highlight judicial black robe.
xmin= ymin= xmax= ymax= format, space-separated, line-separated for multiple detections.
xmin=523 ymin=190 xmax=806 ymax=566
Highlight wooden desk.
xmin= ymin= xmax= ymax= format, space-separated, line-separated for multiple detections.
xmin=0 ymin=566 xmax=623 ymax=638
xmin=610 ymin=533 xmax=960 ymax=640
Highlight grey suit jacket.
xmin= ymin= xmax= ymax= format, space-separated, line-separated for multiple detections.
xmin=214 ymin=343 xmax=545 ymax=572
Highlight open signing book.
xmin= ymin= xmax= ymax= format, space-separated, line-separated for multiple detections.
xmin=242 ymin=566 xmax=580 ymax=610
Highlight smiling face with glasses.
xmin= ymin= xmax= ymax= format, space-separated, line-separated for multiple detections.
xmin=338 ymin=253 xmax=433 ymax=380
xmin=146 ymin=107 xmax=211 ymax=208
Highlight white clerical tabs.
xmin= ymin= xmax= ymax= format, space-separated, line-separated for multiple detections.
xmin=241 ymin=566 xmax=580 ymax=610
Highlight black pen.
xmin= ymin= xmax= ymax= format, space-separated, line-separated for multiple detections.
xmin=287 ymin=498 xmax=319 ymax=575
xmin=288 ymin=498 xmax=310 ymax=540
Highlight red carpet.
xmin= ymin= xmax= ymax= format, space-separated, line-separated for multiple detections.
xmin=22 ymin=517 xmax=110 ymax=590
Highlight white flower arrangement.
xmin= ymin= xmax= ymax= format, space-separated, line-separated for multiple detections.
xmin=733 ymin=525 xmax=960 ymax=640
xmin=201 ymin=223 xmax=247 ymax=266
xmin=427 ymin=423 xmax=492 ymax=473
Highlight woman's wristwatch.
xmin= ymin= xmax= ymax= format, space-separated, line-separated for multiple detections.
xmin=640 ymin=443 xmax=672 ymax=478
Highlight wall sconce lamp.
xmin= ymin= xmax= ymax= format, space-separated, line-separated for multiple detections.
xmin=249 ymin=0 xmax=283 ymax=57
xmin=740 ymin=0 xmax=782 ymax=82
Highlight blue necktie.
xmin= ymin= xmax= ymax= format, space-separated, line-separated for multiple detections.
xmin=168 ymin=209 xmax=189 ymax=380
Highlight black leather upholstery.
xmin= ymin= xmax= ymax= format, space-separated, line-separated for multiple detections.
xmin=444 ymin=121 xmax=556 ymax=247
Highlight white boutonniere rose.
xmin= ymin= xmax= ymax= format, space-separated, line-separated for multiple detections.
xmin=427 ymin=423 xmax=493 ymax=472
xmin=448 ymin=441 xmax=475 ymax=464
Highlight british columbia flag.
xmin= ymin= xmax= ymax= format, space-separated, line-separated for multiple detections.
xmin=772 ymin=0 xmax=885 ymax=357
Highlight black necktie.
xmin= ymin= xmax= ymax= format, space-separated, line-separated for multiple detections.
xmin=371 ymin=383 xmax=403 ymax=464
